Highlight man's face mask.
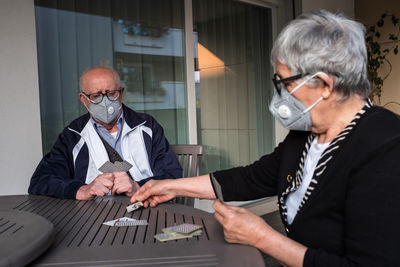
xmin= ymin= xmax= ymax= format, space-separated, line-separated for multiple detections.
xmin=82 ymin=90 xmax=122 ymax=124
xmin=269 ymin=72 xmax=324 ymax=131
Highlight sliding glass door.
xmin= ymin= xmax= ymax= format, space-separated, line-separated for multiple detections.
xmin=35 ymin=0 xmax=187 ymax=153
xmin=193 ymin=0 xmax=275 ymax=172
xmin=35 ymin=0 xmax=277 ymax=174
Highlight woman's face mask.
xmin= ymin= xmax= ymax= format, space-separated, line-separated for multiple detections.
xmin=269 ymin=72 xmax=324 ymax=131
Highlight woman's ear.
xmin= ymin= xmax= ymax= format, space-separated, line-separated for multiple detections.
xmin=317 ymin=73 xmax=334 ymax=99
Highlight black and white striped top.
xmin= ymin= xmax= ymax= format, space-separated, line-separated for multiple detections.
xmin=279 ymin=101 xmax=373 ymax=224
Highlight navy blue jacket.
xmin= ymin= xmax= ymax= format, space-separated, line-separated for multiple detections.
xmin=29 ymin=105 xmax=182 ymax=199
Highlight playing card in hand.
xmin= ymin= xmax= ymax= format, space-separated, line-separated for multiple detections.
xmin=99 ymin=160 xmax=133 ymax=173
xmin=99 ymin=161 xmax=115 ymax=173
xmin=126 ymin=201 xmax=144 ymax=213
xmin=113 ymin=160 xmax=133 ymax=172
xmin=210 ymin=174 xmax=224 ymax=202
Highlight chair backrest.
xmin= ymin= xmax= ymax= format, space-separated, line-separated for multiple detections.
xmin=171 ymin=144 xmax=203 ymax=178
xmin=170 ymin=144 xmax=203 ymax=207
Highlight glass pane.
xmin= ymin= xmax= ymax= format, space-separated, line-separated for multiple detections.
xmin=193 ymin=0 xmax=275 ymax=173
xmin=35 ymin=0 xmax=187 ymax=154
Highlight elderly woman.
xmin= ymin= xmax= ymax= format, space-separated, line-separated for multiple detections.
xmin=131 ymin=10 xmax=400 ymax=266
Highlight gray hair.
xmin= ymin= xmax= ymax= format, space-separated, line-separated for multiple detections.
xmin=79 ymin=66 xmax=121 ymax=93
xmin=271 ymin=10 xmax=370 ymax=100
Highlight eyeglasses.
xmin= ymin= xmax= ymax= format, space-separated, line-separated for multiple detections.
xmin=82 ymin=88 xmax=122 ymax=104
xmin=272 ymin=73 xmax=308 ymax=95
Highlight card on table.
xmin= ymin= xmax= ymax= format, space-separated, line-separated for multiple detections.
xmin=103 ymin=217 xmax=148 ymax=227
xmin=162 ymin=223 xmax=203 ymax=235
xmin=154 ymin=230 xmax=202 ymax=242
xmin=154 ymin=223 xmax=203 ymax=242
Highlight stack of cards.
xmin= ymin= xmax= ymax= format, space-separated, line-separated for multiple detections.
xmin=154 ymin=223 xmax=203 ymax=242
xmin=126 ymin=201 xmax=144 ymax=213
xmin=99 ymin=160 xmax=133 ymax=173
xmin=103 ymin=217 xmax=148 ymax=227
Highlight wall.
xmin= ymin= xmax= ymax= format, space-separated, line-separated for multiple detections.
xmin=355 ymin=0 xmax=400 ymax=114
xmin=0 ymin=0 xmax=42 ymax=195
xmin=302 ymin=0 xmax=354 ymax=17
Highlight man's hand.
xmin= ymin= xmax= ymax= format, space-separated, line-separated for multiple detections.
xmin=112 ymin=171 xmax=140 ymax=197
xmin=213 ymin=200 xmax=270 ymax=247
xmin=76 ymin=173 xmax=114 ymax=200
xmin=130 ymin=179 xmax=176 ymax=207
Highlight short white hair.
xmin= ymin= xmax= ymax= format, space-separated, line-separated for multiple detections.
xmin=271 ymin=10 xmax=370 ymax=100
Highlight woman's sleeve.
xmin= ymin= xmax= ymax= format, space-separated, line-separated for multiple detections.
xmin=212 ymin=139 xmax=284 ymax=201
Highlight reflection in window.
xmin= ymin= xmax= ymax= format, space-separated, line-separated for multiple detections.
xmin=35 ymin=0 xmax=187 ymax=153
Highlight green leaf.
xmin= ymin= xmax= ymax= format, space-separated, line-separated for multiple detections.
xmin=392 ymin=16 xmax=399 ymax=25
xmin=389 ymin=34 xmax=397 ymax=40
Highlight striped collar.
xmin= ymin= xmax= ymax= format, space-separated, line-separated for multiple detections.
xmin=279 ymin=100 xmax=373 ymax=225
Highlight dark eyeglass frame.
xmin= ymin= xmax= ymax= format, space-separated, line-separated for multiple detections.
xmin=272 ymin=73 xmax=308 ymax=95
xmin=82 ymin=88 xmax=123 ymax=104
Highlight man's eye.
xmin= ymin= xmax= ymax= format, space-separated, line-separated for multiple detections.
xmin=91 ymin=94 xmax=101 ymax=99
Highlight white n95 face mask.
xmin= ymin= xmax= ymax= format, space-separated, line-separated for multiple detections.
xmin=269 ymin=72 xmax=324 ymax=131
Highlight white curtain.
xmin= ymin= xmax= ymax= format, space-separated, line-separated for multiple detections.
xmin=193 ymin=0 xmax=275 ymax=172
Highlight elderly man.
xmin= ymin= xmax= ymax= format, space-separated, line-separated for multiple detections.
xmin=29 ymin=66 xmax=182 ymax=200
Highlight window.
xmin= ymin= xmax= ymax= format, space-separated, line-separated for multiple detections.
xmin=35 ymin=0 xmax=187 ymax=153
xmin=35 ymin=0 xmax=285 ymax=174
xmin=193 ymin=0 xmax=275 ymax=172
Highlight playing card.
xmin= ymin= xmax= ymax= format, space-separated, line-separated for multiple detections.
xmin=113 ymin=160 xmax=133 ymax=172
xmin=162 ymin=223 xmax=202 ymax=235
xmin=154 ymin=233 xmax=181 ymax=242
xmin=103 ymin=217 xmax=148 ymax=227
xmin=98 ymin=160 xmax=133 ymax=173
xmin=154 ymin=230 xmax=202 ymax=242
xmin=126 ymin=201 xmax=144 ymax=213
xmin=99 ymin=161 xmax=115 ymax=173
xmin=210 ymin=174 xmax=224 ymax=202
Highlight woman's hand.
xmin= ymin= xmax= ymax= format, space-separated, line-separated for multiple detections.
xmin=130 ymin=179 xmax=176 ymax=207
xmin=213 ymin=200 xmax=269 ymax=247
xmin=130 ymin=175 xmax=218 ymax=207
xmin=213 ymin=200 xmax=307 ymax=267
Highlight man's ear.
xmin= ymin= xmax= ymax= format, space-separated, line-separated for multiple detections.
xmin=316 ymin=73 xmax=334 ymax=99
xmin=79 ymin=93 xmax=89 ymax=108
xmin=119 ymin=87 xmax=125 ymax=101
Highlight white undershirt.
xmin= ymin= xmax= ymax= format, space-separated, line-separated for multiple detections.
xmin=286 ymin=137 xmax=330 ymax=224
xmin=110 ymin=131 xmax=118 ymax=139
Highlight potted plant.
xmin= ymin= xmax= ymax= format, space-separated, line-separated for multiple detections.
xmin=365 ymin=12 xmax=400 ymax=104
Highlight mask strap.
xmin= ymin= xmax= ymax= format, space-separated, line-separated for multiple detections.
xmin=303 ymin=96 xmax=323 ymax=113
xmin=290 ymin=72 xmax=325 ymax=95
